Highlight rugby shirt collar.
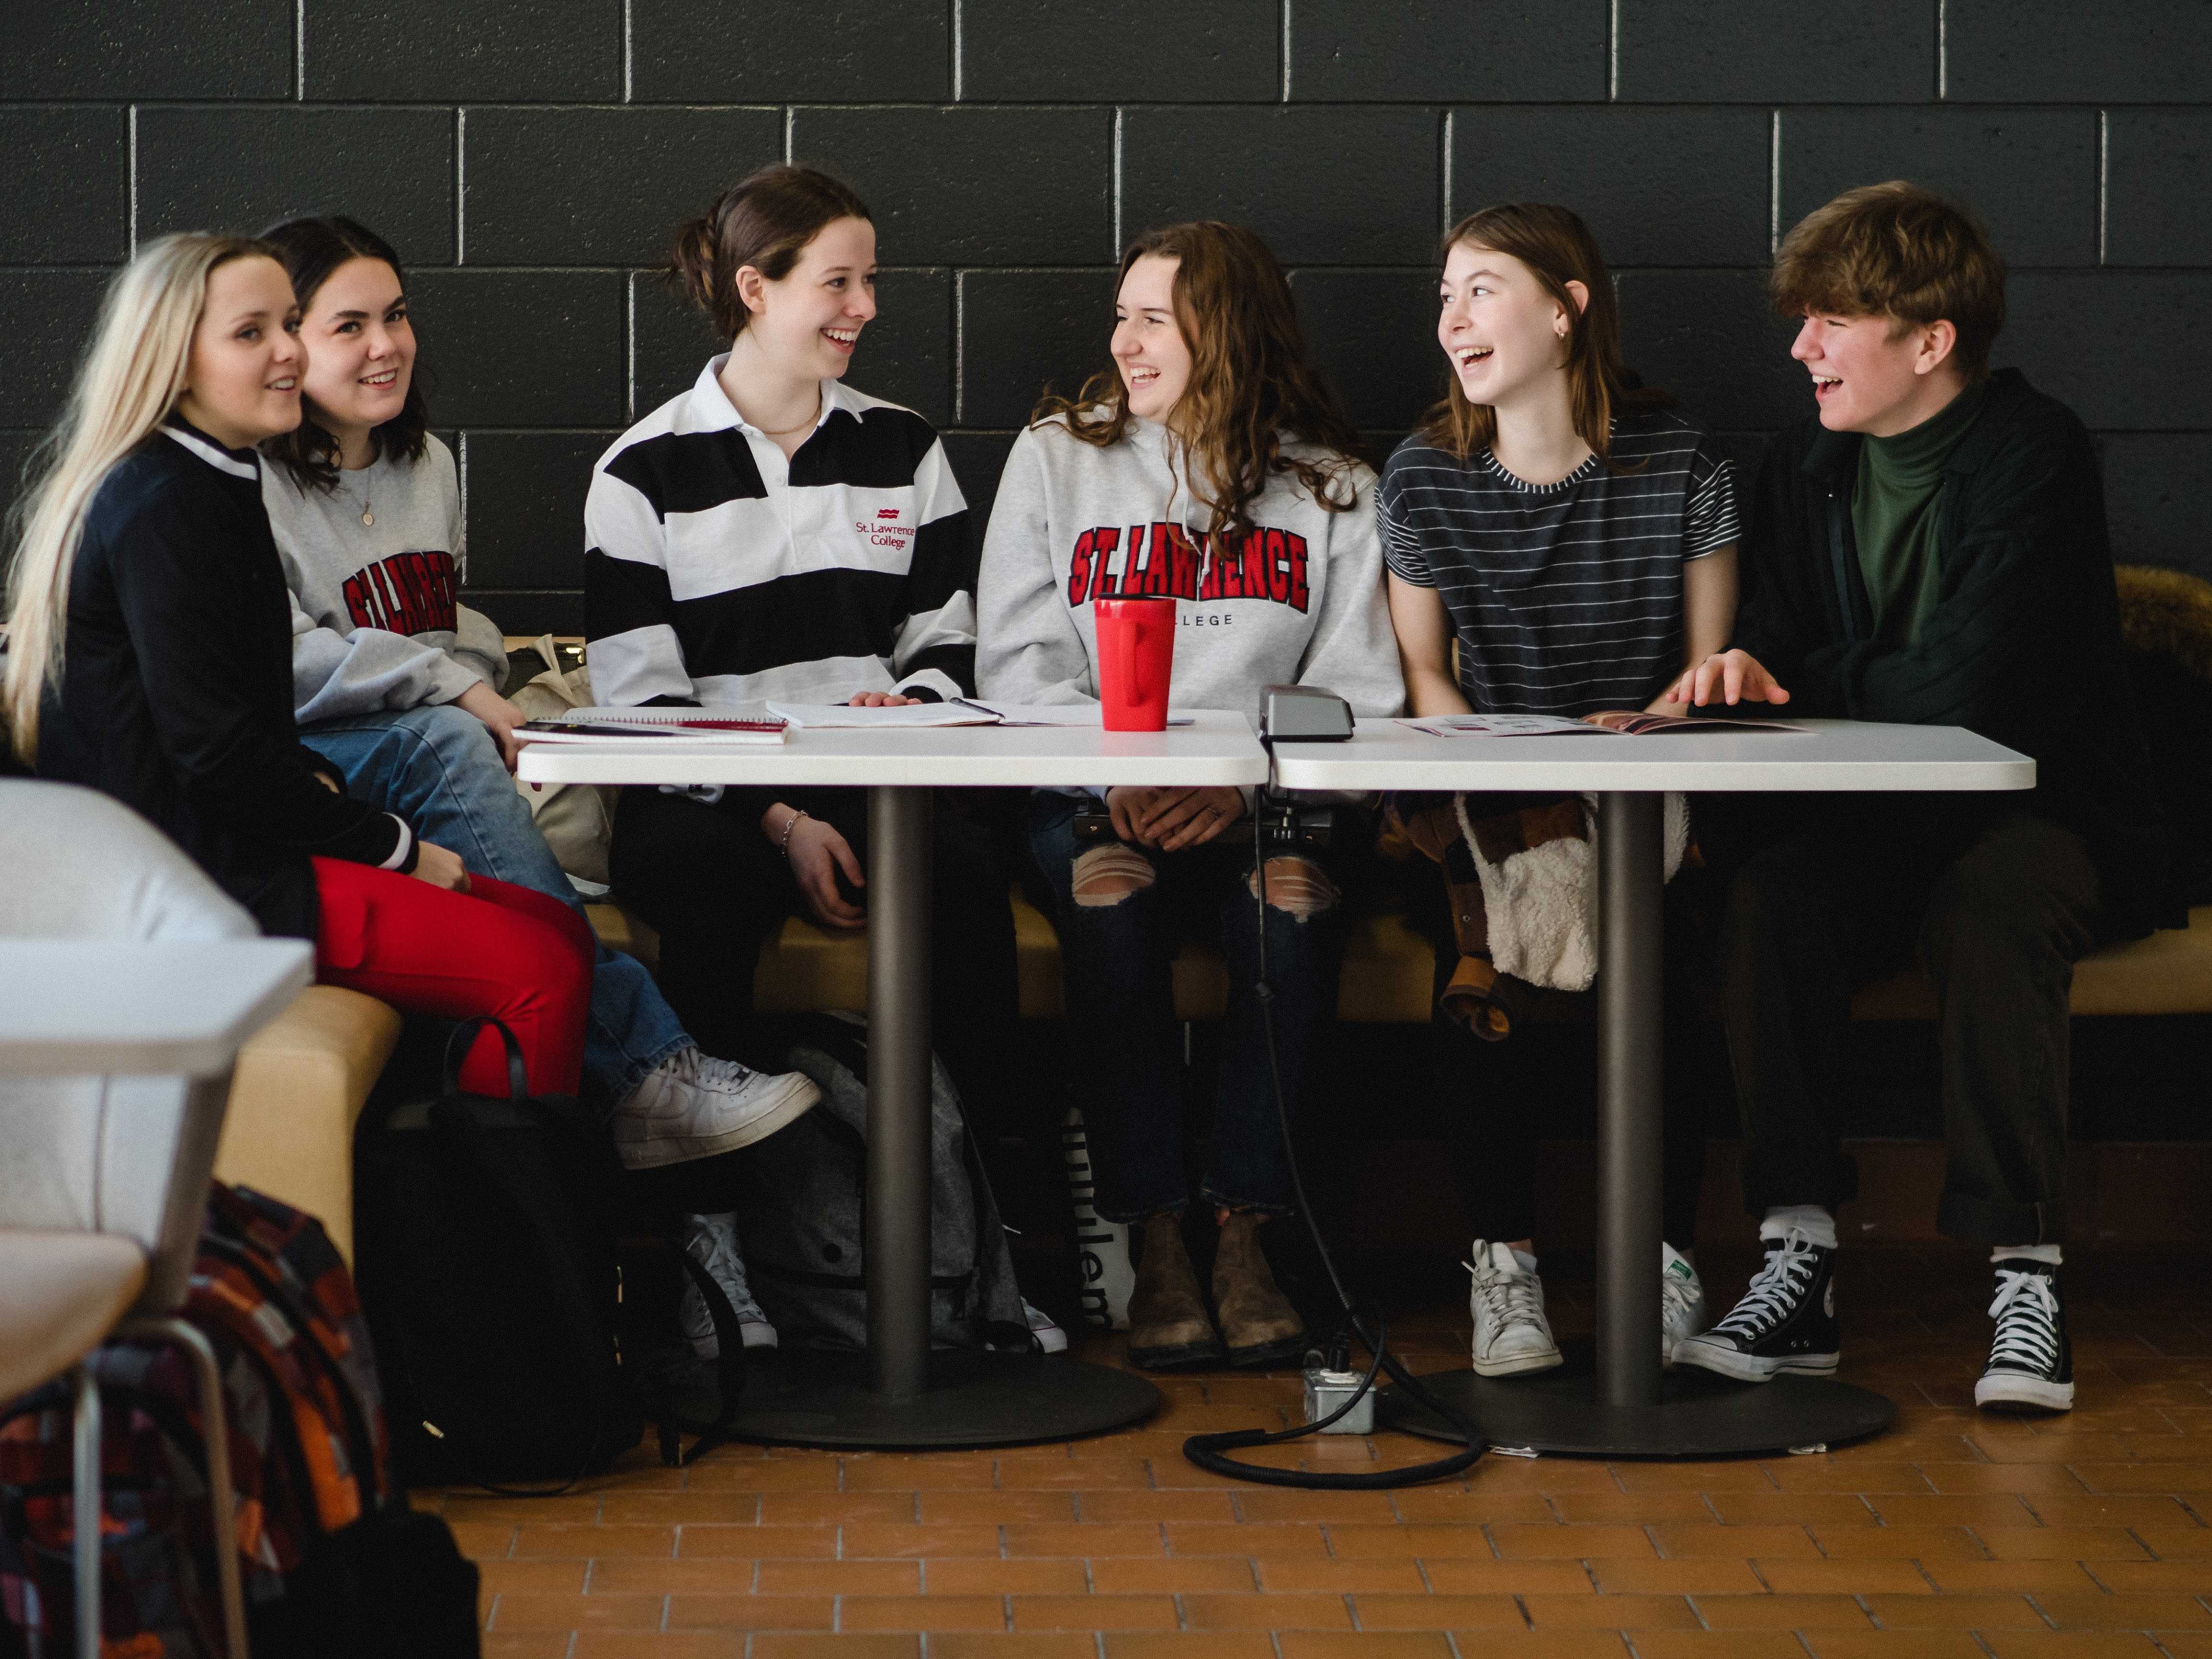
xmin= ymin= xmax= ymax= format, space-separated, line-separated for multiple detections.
xmin=691 ymin=353 xmax=851 ymax=440
xmin=161 ymin=415 xmax=262 ymax=481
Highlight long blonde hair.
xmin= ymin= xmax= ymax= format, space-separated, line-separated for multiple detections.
xmin=3 ymin=234 xmax=275 ymax=762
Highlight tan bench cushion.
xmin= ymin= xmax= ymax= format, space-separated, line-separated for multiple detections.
xmin=1852 ymin=904 xmax=2212 ymax=1021
xmin=593 ymin=898 xmax=2212 ymax=1025
xmin=213 ymin=984 xmax=403 ymax=1263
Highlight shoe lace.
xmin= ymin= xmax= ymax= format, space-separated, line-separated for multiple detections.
xmin=1465 ymin=1256 xmax=1543 ymax=1329
xmin=1711 ymin=1231 xmax=1820 ymax=1340
xmin=1987 ymin=1268 xmax=2061 ymax=1373
xmin=1661 ymin=1264 xmax=1701 ymax=1320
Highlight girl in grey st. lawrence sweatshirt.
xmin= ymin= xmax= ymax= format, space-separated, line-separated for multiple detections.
xmin=977 ymin=221 xmax=1401 ymax=1376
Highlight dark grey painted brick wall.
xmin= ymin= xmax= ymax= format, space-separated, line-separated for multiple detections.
xmin=4 ymin=0 xmax=2208 ymax=633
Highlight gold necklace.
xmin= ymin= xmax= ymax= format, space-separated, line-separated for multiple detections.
xmin=753 ymin=391 xmax=823 ymax=438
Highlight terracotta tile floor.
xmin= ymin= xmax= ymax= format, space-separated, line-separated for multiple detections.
xmin=428 ymin=1247 xmax=2212 ymax=1658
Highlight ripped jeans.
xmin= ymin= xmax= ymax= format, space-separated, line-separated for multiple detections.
xmin=1026 ymin=790 xmax=1348 ymax=1222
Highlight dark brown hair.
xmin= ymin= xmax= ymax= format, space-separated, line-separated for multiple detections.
xmin=1770 ymin=181 xmax=2007 ymax=380
xmin=1034 ymin=221 xmax=1365 ymax=540
xmin=1417 ymin=203 xmax=1667 ymax=468
xmin=257 ymin=215 xmax=430 ymax=489
xmin=668 ymin=165 xmax=873 ymax=341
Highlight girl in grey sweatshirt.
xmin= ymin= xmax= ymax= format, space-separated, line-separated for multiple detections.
xmin=977 ymin=221 xmax=1401 ymax=1374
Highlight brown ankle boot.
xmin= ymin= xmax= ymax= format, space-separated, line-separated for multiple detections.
xmin=1212 ymin=1210 xmax=1306 ymax=1368
xmin=1126 ymin=1213 xmax=1225 ymax=1370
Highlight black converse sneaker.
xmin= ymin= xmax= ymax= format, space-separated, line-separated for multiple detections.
xmin=1975 ymin=1258 xmax=2074 ymax=1414
xmin=1671 ymin=1227 xmax=1840 ymax=1382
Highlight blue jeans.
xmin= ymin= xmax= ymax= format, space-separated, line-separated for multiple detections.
xmin=1027 ymin=792 xmax=1347 ymax=1223
xmin=300 ymin=705 xmax=690 ymax=1102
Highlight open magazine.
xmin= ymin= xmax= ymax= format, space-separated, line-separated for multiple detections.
xmin=1400 ymin=710 xmax=1805 ymax=739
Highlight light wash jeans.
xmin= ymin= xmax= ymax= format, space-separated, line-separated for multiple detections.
xmin=300 ymin=703 xmax=690 ymax=1102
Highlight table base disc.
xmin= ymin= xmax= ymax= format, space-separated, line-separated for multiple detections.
xmin=660 ymin=1346 xmax=1162 ymax=1452
xmin=1380 ymin=1345 xmax=1893 ymax=1459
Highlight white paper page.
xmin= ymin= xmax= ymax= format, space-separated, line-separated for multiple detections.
xmin=957 ymin=702 xmax=1196 ymax=728
xmin=764 ymin=701 xmax=1001 ymax=729
xmin=1396 ymin=714 xmax=1605 ymax=738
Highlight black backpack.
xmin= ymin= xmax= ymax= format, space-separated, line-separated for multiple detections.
xmin=353 ymin=1019 xmax=644 ymax=1487
xmin=732 ymin=1012 xmax=1030 ymax=1352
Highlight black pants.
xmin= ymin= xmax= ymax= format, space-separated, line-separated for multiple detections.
xmin=1707 ymin=798 xmax=2106 ymax=1247
xmin=1402 ymin=839 xmax=1715 ymax=1249
xmin=608 ymin=784 xmax=1020 ymax=1134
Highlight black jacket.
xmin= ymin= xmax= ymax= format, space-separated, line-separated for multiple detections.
xmin=1732 ymin=368 xmax=2180 ymax=935
xmin=37 ymin=422 xmax=413 ymax=938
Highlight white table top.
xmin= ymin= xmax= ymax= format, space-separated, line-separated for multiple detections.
xmin=0 ymin=939 xmax=315 ymax=1078
xmin=515 ymin=708 xmax=1270 ymax=789
xmin=1268 ymin=718 xmax=2035 ymax=794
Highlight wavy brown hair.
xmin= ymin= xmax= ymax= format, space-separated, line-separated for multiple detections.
xmin=1033 ymin=221 xmax=1364 ymax=540
xmin=1418 ymin=203 xmax=1668 ymax=467
xmin=1770 ymin=181 xmax=2006 ymax=380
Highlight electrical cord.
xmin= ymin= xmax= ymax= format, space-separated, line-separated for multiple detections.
xmin=1180 ymin=725 xmax=1487 ymax=1489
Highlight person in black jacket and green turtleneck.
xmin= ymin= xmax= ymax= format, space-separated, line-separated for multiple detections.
xmin=1665 ymin=183 xmax=2182 ymax=1416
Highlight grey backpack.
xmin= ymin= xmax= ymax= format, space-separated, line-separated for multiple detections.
xmin=732 ymin=1012 xmax=1030 ymax=1351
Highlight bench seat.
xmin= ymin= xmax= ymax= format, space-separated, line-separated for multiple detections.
xmin=586 ymin=899 xmax=2212 ymax=1024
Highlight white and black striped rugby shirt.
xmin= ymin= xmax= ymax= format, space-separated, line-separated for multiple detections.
xmin=585 ymin=357 xmax=975 ymax=708
xmin=1377 ymin=408 xmax=1738 ymax=717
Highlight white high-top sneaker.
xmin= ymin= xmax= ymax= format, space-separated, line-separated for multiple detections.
xmin=1467 ymin=1239 xmax=1562 ymax=1377
xmin=612 ymin=1046 xmax=819 ymax=1170
xmin=678 ymin=1212 xmax=778 ymax=1358
xmin=1661 ymin=1242 xmax=1707 ymax=1369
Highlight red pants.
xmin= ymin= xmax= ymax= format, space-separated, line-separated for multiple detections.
xmin=310 ymin=857 xmax=595 ymax=1097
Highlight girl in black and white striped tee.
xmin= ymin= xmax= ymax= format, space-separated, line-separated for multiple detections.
xmin=587 ymin=167 xmax=1034 ymax=1352
xmin=1379 ymin=204 xmax=1739 ymax=1381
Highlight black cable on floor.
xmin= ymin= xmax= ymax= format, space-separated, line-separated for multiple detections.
xmin=1181 ymin=735 xmax=1486 ymax=1489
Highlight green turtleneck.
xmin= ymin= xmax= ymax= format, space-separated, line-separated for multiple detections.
xmin=1851 ymin=379 xmax=1987 ymax=647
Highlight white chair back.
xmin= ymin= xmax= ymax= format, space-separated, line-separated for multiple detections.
xmin=0 ymin=781 xmax=261 ymax=1311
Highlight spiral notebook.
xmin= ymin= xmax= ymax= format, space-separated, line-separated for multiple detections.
xmin=517 ymin=707 xmax=788 ymax=745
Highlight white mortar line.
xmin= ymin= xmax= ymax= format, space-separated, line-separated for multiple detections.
xmin=126 ymin=105 xmax=138 ymax=255
xmin=455 ymin=107 xmax=466 ymax=264
xmin=1440 ymin=107 xmax=1453 ymax=234
xmin=295 ymin=0 xmax=306 ymax=98
xmin=1280 ymin=0 xmax=1292 ymax=101
xmin=1111 ymin=105 xmax=1124 ymax=254
xmin=951 ymin=0 xmax=964 ymax=101
xmin=1937 ymin=0 xmax=1949 ymax=98
xmin=2098 ymin=110 xmax=2109 ymax=264
xmin=1768 ymin=108 xmax=1782 ymax=256
xmin=1608 ymin=0 xmax=1621 ymax=100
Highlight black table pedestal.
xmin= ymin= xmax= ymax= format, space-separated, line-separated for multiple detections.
xmin=1378 ymin=792 xmax=1893 ymax=1459
xmin=704 ymin=785 xmax=1159 ymax=1452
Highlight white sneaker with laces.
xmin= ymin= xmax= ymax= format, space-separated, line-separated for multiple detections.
xmin=1024 ymin=1300 xmax=1069 ymax=1354
xmin=1467 ymin=1239 xmax=1562 ymax=1377
xmin=678 ymin=1211 xmax=777 ymax=1359
xmin=1661 ymin=1242 xmax=1706 ymax=1369
xmin=612 ymin=1046 xmax=820 ymax=1170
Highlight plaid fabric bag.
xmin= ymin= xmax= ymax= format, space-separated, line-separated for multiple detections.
xmin=0 ymin=1184 xmax=479 ymax=1659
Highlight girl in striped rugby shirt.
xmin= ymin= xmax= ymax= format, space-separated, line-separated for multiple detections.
xmin=587 ymin=168 xmax=1045 ymax=1344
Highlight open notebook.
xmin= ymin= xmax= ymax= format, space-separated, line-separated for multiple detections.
xmin=1400 ymin=711 xmax=1806 ymax=739
xmin=517 ymin=708 xmax=788 ymax=745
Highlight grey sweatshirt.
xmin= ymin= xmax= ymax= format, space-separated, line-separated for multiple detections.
xmin=976 ymin=417 xmax=1403 ymax=719
xmin=260 ymin=435 xmax=508 ymax=724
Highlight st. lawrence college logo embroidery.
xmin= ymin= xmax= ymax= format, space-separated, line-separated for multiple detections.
xmin=1066 ymin=522 xmax=1310 ymax=613
xmin=342 ymin=550 xmax=459 ymax=636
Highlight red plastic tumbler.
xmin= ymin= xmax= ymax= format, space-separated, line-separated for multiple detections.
xmin=1094 ymin=597 xmax=1176 ymax=731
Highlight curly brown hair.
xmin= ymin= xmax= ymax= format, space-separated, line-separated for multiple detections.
xmin=1417 ymin=202 xmax=1668 ymax=468
xmin=1032 ymin=221 xmax=1365 ymax=541
xmin=1770 ymin=181 xmax=2006 ymax=379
